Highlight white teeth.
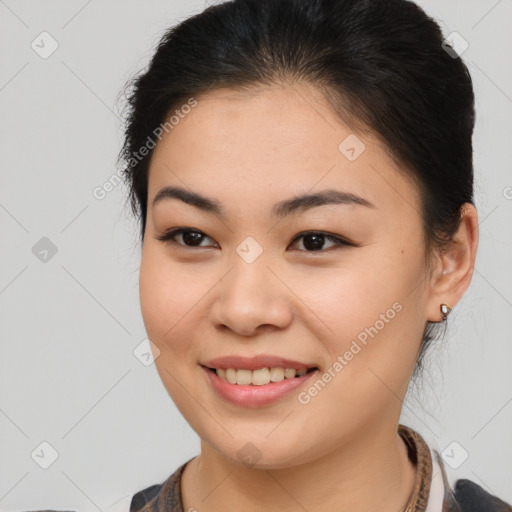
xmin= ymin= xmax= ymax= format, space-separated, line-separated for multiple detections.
xmin=236 ymin=369 xmax=252 ymax=385
xmin=215 ymin=367 xmax=312 ymax=385
xmin=269 ymin=367 xmax=284 ymax=382
xmin=284 ymin=368 xmax=296 ymax=379
xmin=252 ymin=368 xmax=271 ymax=385
xmin=225 ymin=368 xmax=237 ymax=384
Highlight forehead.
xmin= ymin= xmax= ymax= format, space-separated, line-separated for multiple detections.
xmin=147 ymin=83 xmax=420 ymax=218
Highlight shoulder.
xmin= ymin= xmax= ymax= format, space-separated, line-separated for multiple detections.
xmin=130 ymin=482 xmax=163 ymax=511
xmin=130 ymin=484 xmax=163 ymax=512
xmin=130 ymin=460 xmax=190 ymax=512
xmin=451 ymin=478 xmax=512 ymax=511
xmin=429 ymin=444 xmax=511 ymax=512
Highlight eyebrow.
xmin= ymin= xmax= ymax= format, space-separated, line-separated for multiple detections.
xmin=152 ymin=185 xmax=376 ymax=219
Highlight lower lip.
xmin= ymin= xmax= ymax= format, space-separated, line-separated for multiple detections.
xmin=201 ymin=366 xmax=319 ymax=408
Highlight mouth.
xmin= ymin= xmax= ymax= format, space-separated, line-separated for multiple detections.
xmin=201 ymin=365 xmax=319 ymax=386
xmin=201 ymin=364 xmax=320 ymax=407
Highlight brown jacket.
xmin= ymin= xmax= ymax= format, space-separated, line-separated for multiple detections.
xmin=129 ymin=425 xmax=512 ymax=512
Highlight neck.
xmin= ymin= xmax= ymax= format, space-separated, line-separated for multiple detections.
xmin=181 ymin=421 xmax=418 ymax=512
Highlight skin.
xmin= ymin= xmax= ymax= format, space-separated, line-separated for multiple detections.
xmin=138 ymin=82 xmax=479 ymax=511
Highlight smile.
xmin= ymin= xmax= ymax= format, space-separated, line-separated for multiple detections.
xmin=201 ymin=365 xmax=320 ymax=408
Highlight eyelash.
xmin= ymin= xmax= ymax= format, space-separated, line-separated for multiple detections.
xmin=154 ymin=228 xmax=354 ymax=253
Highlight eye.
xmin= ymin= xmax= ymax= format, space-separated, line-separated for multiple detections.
xmin=155 ymin=228 xmax=354 ymax=252
xmin=288 ymin=231 xmax=354 ymax=252
xmin=154 ymin=228 xmax=218 ymax=248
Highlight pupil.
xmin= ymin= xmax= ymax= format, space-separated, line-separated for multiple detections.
xmin=304 ymin=233 xmax=324 ymax=251
xmin=183 ymin=231 xmax=203 ymax=246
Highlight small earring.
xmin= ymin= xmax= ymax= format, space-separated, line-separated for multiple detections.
xmin=440 ymin=303 xmax=451 ymax=321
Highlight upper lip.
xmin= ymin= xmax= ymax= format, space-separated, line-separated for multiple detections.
xmin=201 ymin=355 xmax=318 ymax=371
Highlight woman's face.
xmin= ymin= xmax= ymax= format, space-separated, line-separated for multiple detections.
xmin=139 ymin=84 xmax=435 ymax=468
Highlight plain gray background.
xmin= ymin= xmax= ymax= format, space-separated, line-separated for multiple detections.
xmin=0 ymin=0 xmax=511 ymax=510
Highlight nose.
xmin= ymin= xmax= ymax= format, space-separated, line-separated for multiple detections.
xmin=209 ymin=257 xmax=293 ymax=337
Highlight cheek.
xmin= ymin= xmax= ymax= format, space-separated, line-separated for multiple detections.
xmin=139 ymin=247 xmax=209 ymax=347
xmin=289 ymin=246 xmax=425 ymax=377
xmin=139 ymin=249 xmax=209 ymax=401
xmin=285 ymin=257 xmax=406 ymax=335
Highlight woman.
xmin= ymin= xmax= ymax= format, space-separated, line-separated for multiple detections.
xmin=119 ymin=0 xmax=512 ymax=510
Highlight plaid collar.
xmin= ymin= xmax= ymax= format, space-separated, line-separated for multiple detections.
xmin=398 ymin=424 xmax=462 ymax=512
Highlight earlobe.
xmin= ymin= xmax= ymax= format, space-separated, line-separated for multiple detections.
xmin=426 ymin=203 xmax=479 ymax=323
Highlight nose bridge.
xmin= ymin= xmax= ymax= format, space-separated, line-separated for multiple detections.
xmin=211 ymin=238 xmax=292 ymax=334
xmin=226 ymin=238 xmax=274 ymax=305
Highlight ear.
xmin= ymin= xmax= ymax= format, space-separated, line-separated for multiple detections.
xmin=426 ymin=203 xmax=479 ymax=322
